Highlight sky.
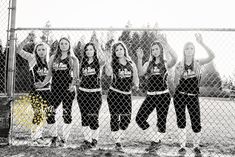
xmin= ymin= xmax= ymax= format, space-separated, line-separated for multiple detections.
xmin=1 ymin=0 xmax=235 ymax=79
xmin=15 ymin=0 xmax=235 ymax=28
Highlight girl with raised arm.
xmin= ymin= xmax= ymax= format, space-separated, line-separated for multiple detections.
xmin=135 ymin=34 xmax=177 ymax=152
xmin=174 ymin=33 xmax=215 ymax=156
xmin=35 ymin=37 xmax=79 ymax=147
xmin=17 ymin=34 xmax=50 ymax=146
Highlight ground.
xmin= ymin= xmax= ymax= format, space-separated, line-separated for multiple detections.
xmin=0 ymin=96 xmax=235 ymax=157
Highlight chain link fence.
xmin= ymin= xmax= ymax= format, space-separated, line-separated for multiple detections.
xmin=8 ymin=28 xmax=235 ymax=156
xmin=0 ymin=0 xmax=11 ymax=146
xmin=0 ymin=0 xmax=10 ymax=95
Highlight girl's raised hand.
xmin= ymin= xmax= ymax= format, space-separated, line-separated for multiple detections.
xmin=195 ymin=33 xmax=203 ymax=44
xmin=136 ymin=47 xmax=144 ymax=59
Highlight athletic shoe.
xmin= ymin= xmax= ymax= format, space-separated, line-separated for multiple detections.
xmin=194 ymin=147 xmax=202 ymax=157
xmin=91 ymin=139 xmax=98 ymax=147
xmin=50 ymin=137 xmax=58 ymax=147
xmin=31 ymin=137 xmax=46 ymax=146
xmin=58 ymin=138 xmax=66 ymax=147
xmin=79 ymin=140 xmax=92 ymax=151
xmin=178 ymin=147 xmax=186 ymax=155
xmin=145 ymin=140 xmax=161 ymax=152
xmin=115 ymin=142 xmax=123 ymax=151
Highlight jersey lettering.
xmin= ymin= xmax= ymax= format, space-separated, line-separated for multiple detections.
xmin=36 ymin=67 xmax=48 ymax=76
xmin=82 ymin=67 xmax=96 ymax=76
xmin=53 ymin=62 xmax=68 ymax=71
xmin=118 ymin=68 xmax=132 ymax=78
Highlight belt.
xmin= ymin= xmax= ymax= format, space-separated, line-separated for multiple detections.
xmin=110 ymin=86 xmax=131 ymax=95
xmin=179 ymin=91 xmax=197 ymax=96
xmin=147 ymin=89 xmax=169 ymax=95
xmin=79 ymin=87 xmax=101 ymax=92
xmin=36 ymin=87 xmax=51 ymax=91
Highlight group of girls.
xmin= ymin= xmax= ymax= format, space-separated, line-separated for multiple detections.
xmin=17 ymin=33 xmax=215 ymax=155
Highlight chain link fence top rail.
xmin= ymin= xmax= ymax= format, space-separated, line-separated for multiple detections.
xmin=6 ymin=28 xmax=235 ymax=156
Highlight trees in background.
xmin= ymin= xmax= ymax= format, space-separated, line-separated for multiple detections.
xmin=200 ymin=62 xmax=222 ymax=89
xmin=40 ymin=21 xmax=53 ymax=45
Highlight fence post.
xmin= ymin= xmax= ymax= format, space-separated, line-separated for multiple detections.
xmin=7 ymin=0 xmax=17 ymax=145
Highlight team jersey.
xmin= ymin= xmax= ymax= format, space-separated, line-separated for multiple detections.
xmin=79 ymin=59 xmax=101 ymax=89
xmin=111 ymin=61 xmax=133 ymax=92
xmin=32 ymin=63 xmax=50 ymax=91
xmin=177 ymin=64 xmax=200 ymax=94
xmin=146 ymin=61 xmax=168 ymax=92
xmin=51 ymin=57 xmax=73 ymax=90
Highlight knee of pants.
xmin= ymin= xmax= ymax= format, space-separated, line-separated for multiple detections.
xmin=120 ymin=122 xmax=130 ymax=130
xmin=63 ymin=114 xmax=72 ymax=124
xmin=192 ymin=124 xmax=201 ymax=133
xmin=32 ymin=114 xmax=42 ymax=125
xmin=120 ymin=114 xmax=131 ymax=130
xmin=81 ymin=115 xmax=89 ymax=127
xmin=89 ymin=114 xmax=99 ymax=130
xmin=177 ymin=119 xmax=186 ymax=129
xmin=157 ymin=123 xmax=166 ymax=133
xmin=135 ymin=116 xmax=149 ymax=130
xmin=110 ymin=114 xmax=119 ymax=131
xmin=46 ymin=114 xmax=56 ymax=124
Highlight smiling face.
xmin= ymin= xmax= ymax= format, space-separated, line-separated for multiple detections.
xmin=85 ymin=45 xmax=95 ymax=58
xmin=59 ymin=39 xmax=70 ymax=52
xmin=36 ymin=45 xmax=47 ymax=58
xmin=184 ymin=42 xmax=195 ymax=58
xmin=151 ymin=44 xmax=161 ymax=58
xmin=115 ymin=44 xmax=125 ymax=58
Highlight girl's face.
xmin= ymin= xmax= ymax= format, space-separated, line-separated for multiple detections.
xmin=86 ymin=45 xmax=95 ymax=58
xmin=36 ymin=45 xmax=47 ymax=58
xmin=115 ymin=44 xmax=125 ymax=58
xmin=184 ymin=43 xmax=195 ymax=57
xmin=151 ymin=44 xmax=161 ymax=58
xmin=59 ymin=39 xmax=70 ymax=52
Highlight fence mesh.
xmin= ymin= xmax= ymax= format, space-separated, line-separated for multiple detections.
xmin=7 ymin=29 xmax=235 ymax=156
xmin=0 ymin=0 xmax=9 ymax=95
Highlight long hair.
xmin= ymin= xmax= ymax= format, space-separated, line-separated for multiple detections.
xmin=53 ymin=37 xmax=71 ymax=63
xmin=33 ymin=43 xmax=49 ymax=68
xmin=81 ymin=42 xmax=99 ymax=65
xmin=183 ymin=42 xmax=195 ymax=71
xmin=50 ymin=40 xmax=58 ymax=56
xmin=147 ymin=41 xmax=166 ymax=75
xmin=176 ymin=42 xmax=201 ymax=81
xmin=111 ymin=41 xmax=132 ymax=71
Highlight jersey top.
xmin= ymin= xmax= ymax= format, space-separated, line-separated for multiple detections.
xmin=111 ymin=61 xmax=133 ymax=92
xmin=79 ymin=59 xmax=101 ymax=89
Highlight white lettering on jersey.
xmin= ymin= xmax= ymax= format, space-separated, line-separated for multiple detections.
xmin=53 ymin=62 xmax=68 ymax=71
xmin=37 ymin=67 xmax=48 ymax=76
xmin=83 ymin=67 xmax=96 ymax=76
xmin=118 ymin=68 xmax=132 ymax=78
xmin=151 ymin=66 xmax=161 ymax=75
xmin=183 ymin=69 xmax=197 ymax=79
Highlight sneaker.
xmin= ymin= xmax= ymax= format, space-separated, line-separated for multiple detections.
xmin=50 ymin=137 xmax=58 ymax=147
xmin=194 ymin=147 xmax=202 ymax=157
xmin=91 ymin=139 xmax=98 ymax=147
xmin=58 ymin=138 xmax=66 ymax=147
xmin=145 ymin=140 xmax=161 ymax=152
xmin=79 ymin=140 xmax=92 ymax=151
xmin=31 ymin=137 xmax=46 ymax=146
xmin=115 ymin=142 xmax=123 ymax=151
xmin=178 ymin=147 xmax=186 ymax=155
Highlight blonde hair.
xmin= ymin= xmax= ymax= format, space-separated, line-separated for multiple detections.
xmin=33 ymin=42 xmax=49 ymax=66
